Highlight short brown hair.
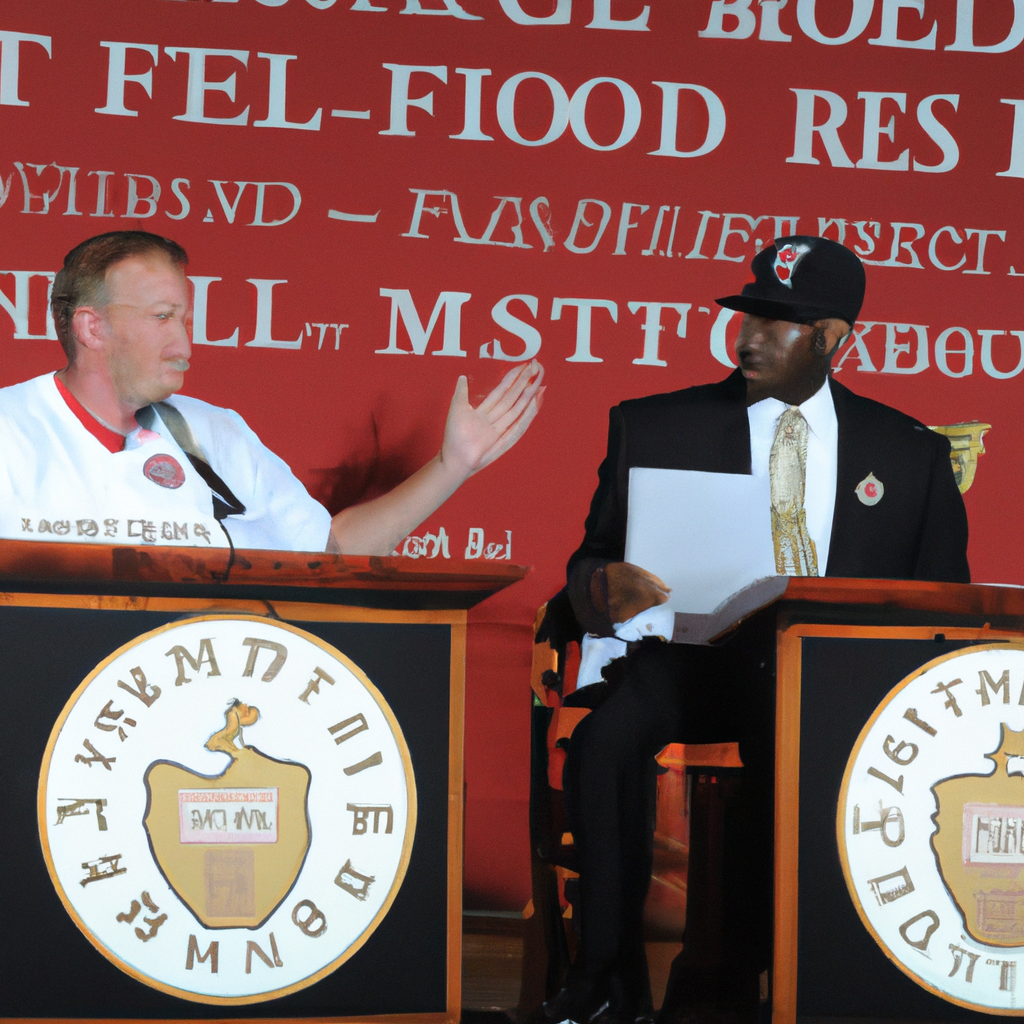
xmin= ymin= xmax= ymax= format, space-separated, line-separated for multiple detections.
xmin=51 ymin=231 xmax=188 ymax=361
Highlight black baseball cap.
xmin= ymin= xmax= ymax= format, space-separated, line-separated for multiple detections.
xmin=716 ymin=235 xmax=865 ymax=326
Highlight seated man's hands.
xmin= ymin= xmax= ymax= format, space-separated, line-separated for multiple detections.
xmin=591 ymin=561 xmax=671 ymax=627
xmin=439 ymin=360 xmax=544 ymax=479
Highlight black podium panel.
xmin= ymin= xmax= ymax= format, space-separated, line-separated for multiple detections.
xmin=795 ymin=635 xmax=1007 ymax=1024
xmin=0 ymin=606 xmax=451 ymax=1019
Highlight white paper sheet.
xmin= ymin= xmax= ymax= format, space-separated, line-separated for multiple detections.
xmin=624 ymin=467 xmax=777 ymax=614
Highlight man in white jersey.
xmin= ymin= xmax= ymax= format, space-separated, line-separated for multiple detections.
xmin=0 ymin=231 xmax=543 ymax=553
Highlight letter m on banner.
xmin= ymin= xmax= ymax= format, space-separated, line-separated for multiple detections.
xmin=377 ymin=288 xmax=470 ymax=356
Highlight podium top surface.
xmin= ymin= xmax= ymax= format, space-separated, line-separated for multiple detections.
xmin=771 ymin=575 xmax=1024 ymax=631
xmin=0 ymin=538 xmax=529 ymax=610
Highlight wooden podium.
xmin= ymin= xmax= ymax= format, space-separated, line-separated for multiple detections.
xmin=0 ymin=539 xmax=527 ymax=1024
xmin=767 ymin=577 xmax=1024 ymax=1024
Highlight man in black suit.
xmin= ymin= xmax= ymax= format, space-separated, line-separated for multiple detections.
xmin=547 ymin=237 xmax=969 ymax=1024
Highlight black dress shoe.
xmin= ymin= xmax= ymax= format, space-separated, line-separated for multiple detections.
xmin=534 ymin=958 xmax=652 ymax=1024
xmin=534 ymin=982 xmax=607 ymax=1024
xmin=585 ymin=967 xmax=654 ymax=1024
xmin=588 ymin=1003 xmax=654 ymax=1024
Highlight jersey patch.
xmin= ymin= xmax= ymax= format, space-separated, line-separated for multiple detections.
xmin=144 ymin=453 xmax=186 ymax=490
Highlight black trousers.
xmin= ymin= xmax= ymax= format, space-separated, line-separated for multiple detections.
xmin=562 ymin=619 xmax=777 ymax=1008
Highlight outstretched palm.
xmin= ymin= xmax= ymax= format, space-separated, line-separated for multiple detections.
xmin=440 ymin=359 xmax=545 ymax=478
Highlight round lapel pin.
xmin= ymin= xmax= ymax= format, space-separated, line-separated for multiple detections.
xmin=143 ymin=453 xmax=185 ymax=489
xmin=855 ymin=472 xmax=883 ymax=506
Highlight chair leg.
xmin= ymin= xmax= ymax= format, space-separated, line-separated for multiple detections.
xmin=658 ymin=772 xmax=761 ymax=1023
xmin=519 ymin=859 xmax=570 ymax=1015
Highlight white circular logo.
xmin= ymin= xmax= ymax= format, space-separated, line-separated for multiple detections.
xmin=839 ymin=643 xmax=1024 ymax=1015
xmin=38 ymin=615 xmax=416 ymax=1005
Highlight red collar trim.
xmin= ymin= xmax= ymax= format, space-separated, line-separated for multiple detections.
xmin=53 ymin=374 xmax=128 ymax=453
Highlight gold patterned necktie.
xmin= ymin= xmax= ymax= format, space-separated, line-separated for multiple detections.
xmin=769 ymin=406 xmax=819 ymax=576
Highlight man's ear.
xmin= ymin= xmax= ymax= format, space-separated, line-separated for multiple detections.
xmin=814 ymin=317 xmax=852 ymax=359
xmin=71 ymin=307 xmax=106 ymax=353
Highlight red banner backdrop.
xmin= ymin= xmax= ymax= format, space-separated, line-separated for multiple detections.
xmin=3 ymin=0 xmax=1023 ymax=907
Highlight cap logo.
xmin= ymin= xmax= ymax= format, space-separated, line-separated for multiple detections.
xmin=774 ymin=242 xmax=811 ymax=288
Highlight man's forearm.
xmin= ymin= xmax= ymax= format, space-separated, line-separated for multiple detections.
xmin=326 ymin=453 xmax=466 ymax=555
xmin=326 ymin=365 xmax=542 ymax=556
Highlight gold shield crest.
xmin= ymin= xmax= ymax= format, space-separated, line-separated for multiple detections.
xmin=144 ymin=700 xmax=311 ymax=929
xmin=932 ymin=724 xmax=1024 ymax=947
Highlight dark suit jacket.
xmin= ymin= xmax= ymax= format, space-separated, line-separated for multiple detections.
xmin=567 ymin=369 xmax=970 ymax=635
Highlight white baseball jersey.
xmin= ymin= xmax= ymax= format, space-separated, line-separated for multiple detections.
xmin=0 ymin=374 xmax=332 ymax=552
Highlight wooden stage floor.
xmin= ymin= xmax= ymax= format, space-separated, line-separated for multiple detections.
xmin=462 ymin=913 xmax=681 ymax=1017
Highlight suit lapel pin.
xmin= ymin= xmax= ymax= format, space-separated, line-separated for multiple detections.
xmin=856 ymin=472 xmax=884 ymax=506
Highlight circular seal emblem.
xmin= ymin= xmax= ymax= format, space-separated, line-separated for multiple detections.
xmin=38 ymin=616 xmax=416 ymax=1004
xmin=143 ymin=453 xmax=186 ymax=489
xmin=838 ymin=643 xmax=1024 ymax=1014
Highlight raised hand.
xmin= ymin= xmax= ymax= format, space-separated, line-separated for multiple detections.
xmin=439 ymin=360 xmax=545 ymax=478
xmin=328 ymin=361 xmax=545 ymax=555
